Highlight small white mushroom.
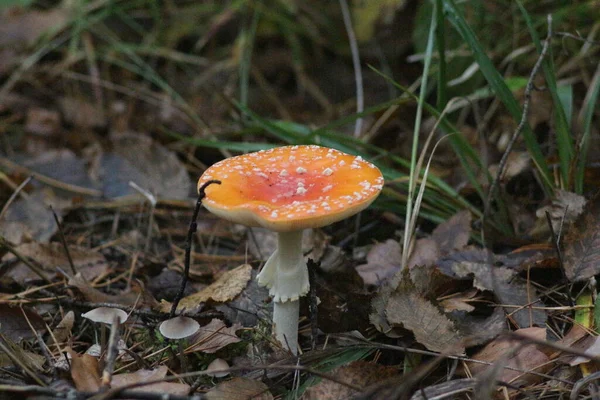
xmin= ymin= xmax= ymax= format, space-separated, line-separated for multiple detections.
xmin=206 ymin=358 xmax=230 ymax=378
xmin=82 ymin=307 xmax=128 ymax=325
xmin=159 ymin=316 xmax=200 ymax=340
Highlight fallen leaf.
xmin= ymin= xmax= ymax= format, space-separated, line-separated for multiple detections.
xmin=530 ymin=190 xmax=586 ymax=239
xmin=18 ymin=149 xmax=97 ymax=190
xmin=161 ymin=264 xmax=253 ymax=313
xmin=431 ymin=210 xmax=472 ymax=253
xmin=205 ymin=377 xmax=273 ymax=400
xmin=437 ymin=248 xmax=547 ymax=328
xmin=187 ymin=319 xmax=242 ymax=354
xmin=68 ymin=348 xmax=101 ymax=392
xmin=383 ymin=273 xmax=465 ymax=354
xmin=215 ymin=269 xmax=271 ymax=327
xmin=69 ymin=274 xmax=156 ymax=308
xmin=356 ymin=239 xmax=402 ymax=285
xmin=0 ymin=304 xmax=46 ymax=342
xmin=563 ymin=193 xmax=600 ymax=281
xmin=464 ymin=327 xmax=550 ymax=387
xmin=406 ymin=237 xmax=440 ymax=270
xmin=2 ymin=242 xmax=109 ymax=284
xmin=46 ymin=311 xmax=74 ymax=346
xmin=454 ymin=306 xmax=507 ymax=348
xmin=111 ymin=365 xmax=190 ymax=395
xmin=91 ymin=132 xmax=191 ymax=199
xmin=0 ymin=188 xmax=70 ymax=245
xmin=439 ymin=289 xmax=478 ymax=313
xmin=303 ymin=361 xmax=397 ymax=400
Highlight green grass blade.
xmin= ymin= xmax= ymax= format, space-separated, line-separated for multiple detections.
xmin=575 ymin=65 xmax=600 ymax=193
xmin=516 ymin=2 xmax=573 ymax=187
xmin=441 ymin=0 xmax=553 ymax=190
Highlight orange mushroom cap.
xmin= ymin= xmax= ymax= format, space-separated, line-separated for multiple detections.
xmin=197 ymin=145 xmax=384 ymax=232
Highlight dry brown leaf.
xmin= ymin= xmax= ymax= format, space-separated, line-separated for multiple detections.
xmin=161 ymin=264 xmax=252 ymax=313
xmin=187 ymin=319 xmax=242 ymax=354
xmin=0 ymin=304 xmax=46 ymax=342
xmin=111 ymin=365 xmax=190 ymax=395
xmin=69 ymin=274 xmax=156 ymax=308
xmin=68 ymin=348 xmax=101 ymax=392
xmin=0 ymin=188 xmax=70 ymax=245
xmin=356 ymin=239 xmax=402 ymax=285
xmin=205 ymin=377 xmax=273 ymax=400
xmin=465 ymin=327 xmax=550 ymax=386
xmin=563 ymin=193 xmax=600 ymax=281
xmin=439 ymin=289 xmax=478 ymax=313
xmin=407 ymin=237 xmax=439 ymax=269
xmin=437 ymin=248 xmax=546 ymax=328
xmin=2 ymin=242 xmax=108 ymax=284
xmin=90 ymin=132 xmax=191 ymax=199
xmin=530 ymin=190 xmax=586 ymax=239
xmin=384 ymin=275 xmax=465 ymax=354
xmin=431 ymin=210 xmax=472 ymax=253
xmin=303 ymin=361 xmax=397 ymax=400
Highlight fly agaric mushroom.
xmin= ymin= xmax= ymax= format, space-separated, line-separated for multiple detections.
xmin=197 ymin=145 xmax=384 ymax=354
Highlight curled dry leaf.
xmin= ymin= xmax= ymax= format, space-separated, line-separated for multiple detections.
xmin=68 ymin=348 xmax=101 ymax=392
xmin=2 ymin=242 xmax=108 ymax=284
xmin=46 ymin=311 xmax=74 ymax=346
xmin=205 ymin=377 xmax=273 ymax=400
xmin=161 ymin=264 xmax=253 ymax=313
xmin=187 ymin=319 xmax=242 ymax=354
xmin=303 ymin=361 xmax=398 ymax=400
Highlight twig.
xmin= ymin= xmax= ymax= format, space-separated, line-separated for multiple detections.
xmin=0 ymin=175 xmax=32 ymax=221
xmin=170 ymin=180 xmax=221 ymax=317
xmin=50 ymin=206 xmax=76 ymax=276
xmin=482 ymin=14 xmax=553 ymax=247
xmin=338 ymin=0 xmax=364 ymax=138
xmin=100 ymin=317 xmax=121 ymax=390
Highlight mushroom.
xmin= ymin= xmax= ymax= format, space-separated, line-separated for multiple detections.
xmin=159 ymin=316 xmax=200 ymax=340
xmin=205 ymin=358 xmax=230 ymax=378
xmin=82 ymin=307 xmax=128 ymax=355
xmin=197 ymin=145 xmax=384 ymax=354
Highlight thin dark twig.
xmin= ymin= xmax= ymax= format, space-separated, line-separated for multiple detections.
xmin=50 ymin=206 xmax=76 ymax=275
xmin=170 ymin=180 xmax=221 ymax=317
xmin=482 ymin=14 xmax=553 ymax=248
xmin=307 ymin=258 xmax=319 ymax=351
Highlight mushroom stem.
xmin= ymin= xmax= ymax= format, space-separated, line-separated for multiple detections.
xmin=257 ymin=230 xmax=309 ymax=354
xmin=273 ymin=300 xmax=300 ymax=354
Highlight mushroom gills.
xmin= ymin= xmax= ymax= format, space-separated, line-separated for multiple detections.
xmin=256 ymin=230 xmax=309 ymax=302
